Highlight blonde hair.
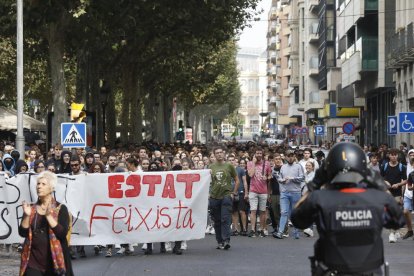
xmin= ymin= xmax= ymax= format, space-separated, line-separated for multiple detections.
xmin=37 ymin=171 xmax=57 ymax=191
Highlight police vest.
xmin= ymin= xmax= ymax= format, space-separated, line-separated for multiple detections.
xmin=315 ymin=189 xmax=384 ymax=273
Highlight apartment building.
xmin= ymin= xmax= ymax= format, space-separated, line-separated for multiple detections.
xmin=337 ymin=0 xmax=395 ymax=146
xmin=266 ymin=0 xmax=297 ymax=137
xmin=386 ymin=0 xmax=414 ymax=146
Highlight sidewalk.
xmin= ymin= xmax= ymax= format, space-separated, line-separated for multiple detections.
xmin=0 ymin=245 xmax=20 ymax=276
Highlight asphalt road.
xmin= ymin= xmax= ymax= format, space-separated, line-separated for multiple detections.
xmin=2 ymin=230 xmax=413 ymax=276
xmin=70 ymin=232 xmax=413 ymax=276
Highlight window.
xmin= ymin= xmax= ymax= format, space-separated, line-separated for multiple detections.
xmin=248 ymin=79 xmax=254 ymax=91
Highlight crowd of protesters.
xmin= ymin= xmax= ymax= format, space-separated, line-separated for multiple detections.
xmin=1 ymin=139 xmax=413 ymax=262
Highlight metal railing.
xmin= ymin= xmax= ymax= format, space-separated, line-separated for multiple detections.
xmin=386 ymin=23 xmax=414 ymax=68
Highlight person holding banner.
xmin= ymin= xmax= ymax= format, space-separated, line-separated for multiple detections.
xmin=209 ymin=146 xmax=239 ymax=250
xmin=19 ymin=171 xmax=73 ymax=276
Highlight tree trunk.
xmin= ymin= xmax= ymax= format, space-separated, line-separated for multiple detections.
xmin=120 ymin=66 xmax=132 ymax=144
xmin=48 ymin=22 xmax=67 ymax=145
xmin=106 ymin=79 xmax=116 ymax=147
xmin=130 ymin=73 xmax=140 ymax=143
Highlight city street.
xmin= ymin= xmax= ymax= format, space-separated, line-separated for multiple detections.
xmin=2 ymin=230 xmax=413 ymax=275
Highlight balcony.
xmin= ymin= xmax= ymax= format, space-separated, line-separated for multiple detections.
xmin=327 ymin=68 xmax=341 ymax=92
xmin=270 ymin=37 xmax=277 ymax=47
xmin=282 ymin=68 xmax=292 ymax=77
xmin=309 ymin=56 xmax=319 ymax=76
xmin=309 ymin=22 xmax=319 ymax=43
xmin=386 ymin=23 xmax=414 ymax=69
xmin=270 ymin=51 xmax=277 ymax=62
xmin=341 ymin=36 xmax=378 ymax=71
xmin=270 ymin=7 xmax=278 ymax=20
xmin=282 ymin=26 xmax=291 ymax=36
xmin=270 ymin=22 xmax=278 ymax=34
xmin=309 ymin=0 xmax=319 ymax=13
xmin=271 ymin=66 xmax=278 ymax=76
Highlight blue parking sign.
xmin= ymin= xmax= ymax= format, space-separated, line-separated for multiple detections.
xmin=315 ymin=125 xmax=325 ymax=136
xmin=399 ymin=112 xmax=414 ymax=133
xmin=387 ymin=116 xmax=397 ymax=135
xmin=61 ymin=123 xmax=86 ymax=148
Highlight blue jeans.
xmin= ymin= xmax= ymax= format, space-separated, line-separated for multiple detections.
xmin=209 ymin=196 xmax=233 ymax=243
xmin=278 ymin=191 xmax=301 ymax=236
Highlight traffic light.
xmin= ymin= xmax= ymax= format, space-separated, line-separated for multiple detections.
xmin=178 ymin=120 xmax=184 ymax=132
xmin=70 ymin=103 xmax=85 ymax=122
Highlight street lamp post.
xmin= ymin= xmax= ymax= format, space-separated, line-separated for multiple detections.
xmin=16 ymin=0 xmax=25 ymax=157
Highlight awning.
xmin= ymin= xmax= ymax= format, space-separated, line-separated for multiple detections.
xmin=0 ymin=106 xmax=46 ymax=131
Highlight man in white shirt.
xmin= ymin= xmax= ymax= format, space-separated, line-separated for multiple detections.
xmin=402 ymin=149 xmax=414 ymax=239
xmin=298 ymin=148 xmax=319 ymax=173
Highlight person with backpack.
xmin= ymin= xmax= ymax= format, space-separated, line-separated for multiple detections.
xmin=380 ymin=148 xmax=407 ymax=243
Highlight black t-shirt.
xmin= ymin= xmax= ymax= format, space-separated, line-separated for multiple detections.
xmin=29 ymin=214 xmax=52 ymax=272
xmin=270 ymin=166 xmax=281 ymax=195
xmin=381 ymin=163 xmax=406 ymax=197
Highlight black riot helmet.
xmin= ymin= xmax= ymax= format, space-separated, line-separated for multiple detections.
xmin=325 ymin=142 xmax=368 ymax=187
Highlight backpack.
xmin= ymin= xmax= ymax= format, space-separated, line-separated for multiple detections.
xmin=382 ymin=162 xmax=403 ymax=173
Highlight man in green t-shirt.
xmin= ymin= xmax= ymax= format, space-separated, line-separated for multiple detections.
xmin=209 ymin=146 xmax=239 ymax=250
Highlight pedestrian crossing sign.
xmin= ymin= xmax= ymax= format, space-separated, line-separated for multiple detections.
xmin=61 ymin=123 xmax=86 ymax=148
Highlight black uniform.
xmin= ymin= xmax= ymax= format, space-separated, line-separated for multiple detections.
xmin=291 ymin=186 xmax=404 ymax=275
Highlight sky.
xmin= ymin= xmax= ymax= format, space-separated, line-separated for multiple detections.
xmin=237 ymin=0 xmax=272 ymax=49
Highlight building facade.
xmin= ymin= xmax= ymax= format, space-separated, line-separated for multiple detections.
xmin=236 ymin=48 xmax=268 ymax=137
xmin=386 ymin=0 xmax=414 ymax=147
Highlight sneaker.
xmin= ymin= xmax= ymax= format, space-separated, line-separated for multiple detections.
xmin=165 ymin=242 xmax=172 ymax=252
xmin=395 ymin=232 xmax=401 ymax=239
xmin=216 ymin=243 xmax=224 ymax=250
xmin=70 ymin=247 xmax=77 ymax=260
xmin=210 ymin=227 xmax=215 ymax=235
xmin=389 ymin=232 xmax=397 ymax=243
xmin=223 ymin=240 xmax=231 ymax=250
xmin=180 ymin=241 xmax=187 ymax=250
xmin=273 ymin=232 xmax=283 ymax=239
xmin=94 ymin=245 xmax=101 ymax=255
xmin=115 ymin=244 xmax=121 ymax=249
xmin=173 ymin=246 xmax=183 ymax=255
xmin=205 ymin=225 xmax=212 ymax=234
xmin=116 ymin=247 xmax=125 ymax=255
xmin=258 ymin=230 xmax=266 ymax=237
xmin=282 ymin=232 xmax=289 ymax=238
xmin=288 ymin=221 xmax=293 ymax=227
xmin=304 ymin=228 xmax=314 ymax=237
xmin=16 ymin=244 xmax=23 ymax=253
xmin=79 ymin=248 xmax=87 ymax=258
xmin=248 ymin=230 xmax=256 ymax=237
xmin=127 ymin=244 xmax=135 ymax=253
xmin=402 ymin=230 xmax=414 ymax=240
xmin=105 ymin=248 xmax=112 ymax=258
xmin=141 ymin=243 xmax=147 ymax=251
xmin=231 ymin=230 xmax=239 ymax=236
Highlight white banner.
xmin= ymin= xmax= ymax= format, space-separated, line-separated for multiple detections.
xmin=0 ymin=170 xmax=210 ymax=245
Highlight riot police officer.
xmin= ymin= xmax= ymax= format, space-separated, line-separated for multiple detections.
xmin=291 ymin=142 xmax=404 ymax=276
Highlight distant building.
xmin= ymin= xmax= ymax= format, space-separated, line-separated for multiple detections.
xmin=234 ymin=47 xmax=268 ymax=136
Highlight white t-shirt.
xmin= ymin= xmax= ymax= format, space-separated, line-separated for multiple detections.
xmin=405 ymin=163 xmax=413 ymax=199
xmin=299 ymin=158 xmax=319 ymax=173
